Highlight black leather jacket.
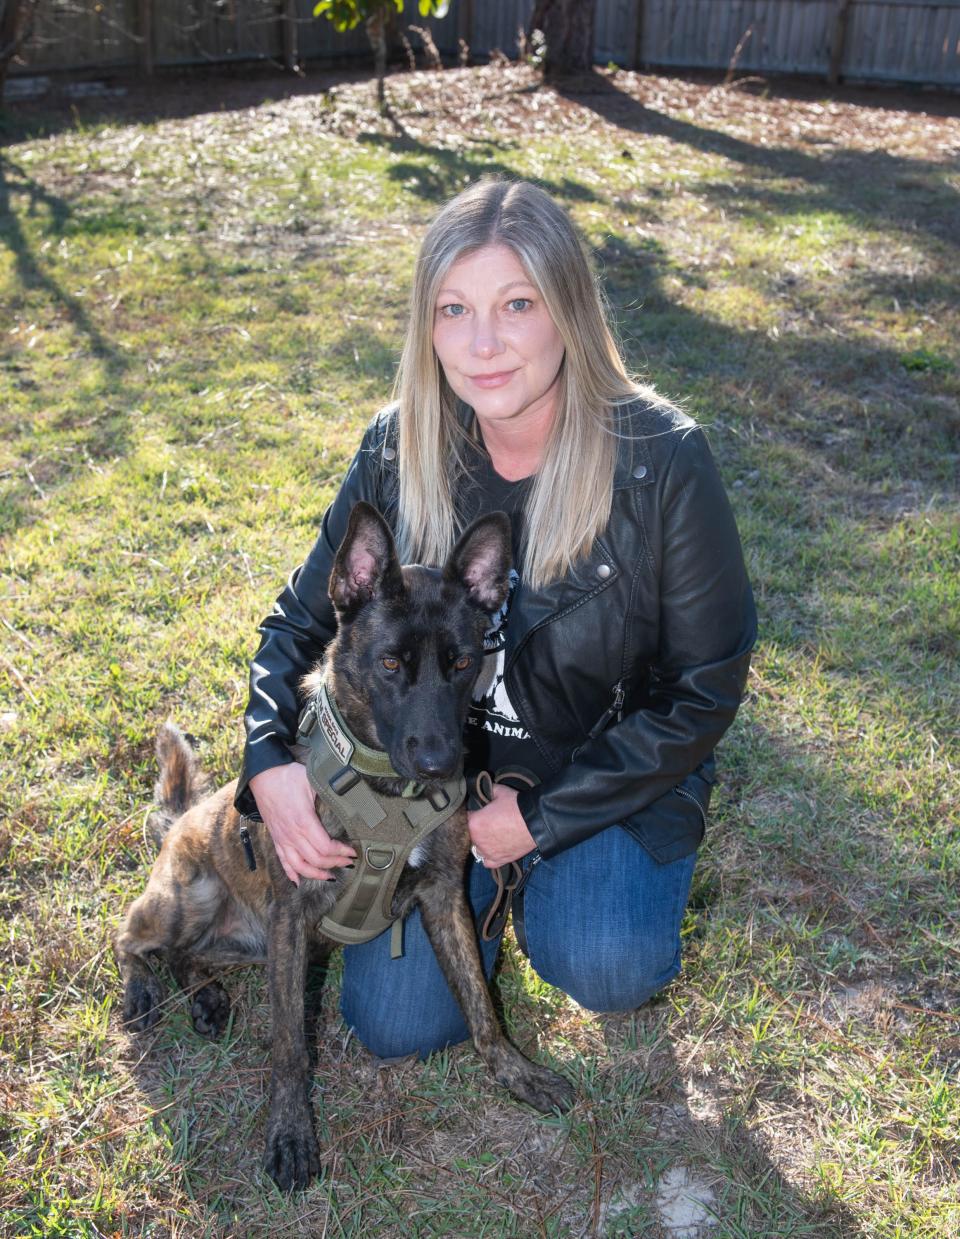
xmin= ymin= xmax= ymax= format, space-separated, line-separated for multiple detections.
xmin=236 ymin=399 xmax=757 ymax=865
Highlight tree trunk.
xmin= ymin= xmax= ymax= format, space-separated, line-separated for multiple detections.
xmin=528 ymin=0 xmax=596 ymax=79
xmin=280 ymin=0 xmax=298 ymax=74
xmin=365 ymin=7 xmax=388 ymax=112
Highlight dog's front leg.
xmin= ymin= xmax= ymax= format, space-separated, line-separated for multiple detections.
xmin=262 ymin=895 xmax=321 ymax=1190
xmin=417 ymin=883 xmax=575 ymax=1114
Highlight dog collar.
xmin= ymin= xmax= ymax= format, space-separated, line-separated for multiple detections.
xmin=298 ymin=682 xmax=419 ymax=791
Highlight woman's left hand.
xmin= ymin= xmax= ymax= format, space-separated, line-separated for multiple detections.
xmin=467 ymin=784 xmax=536 ymax=868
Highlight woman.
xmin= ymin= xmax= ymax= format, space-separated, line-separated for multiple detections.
xmin=236 ymin=179 xmax=756 ymax=1058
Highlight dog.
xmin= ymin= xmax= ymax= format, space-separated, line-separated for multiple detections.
xmin=115 ymin=501 xmax=575 ymax=1190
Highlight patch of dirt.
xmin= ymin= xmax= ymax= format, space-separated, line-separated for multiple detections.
xmin=9 ymin=62 xmax=959 ymax=161
xmin=654 ymin=1164 xmax=720 ymax=1236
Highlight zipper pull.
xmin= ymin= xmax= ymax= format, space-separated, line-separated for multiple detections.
xmin=584 ymin=678 xmax=628 ymax=743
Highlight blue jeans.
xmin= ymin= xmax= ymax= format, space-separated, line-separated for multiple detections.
xmin=339 ymin=825 xmax=698 ymax=1059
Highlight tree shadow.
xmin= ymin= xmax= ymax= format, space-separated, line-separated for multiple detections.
xmin=555 ymin=70 xmax=959 ymax=253
xmin=0 ymin=152 xmax=134 ymax=535
xmin=594 ymin=1010 xmax=861 ymax=1235
xmin=358 ymin=129 xmax=601 ymax=207
xmin=591 ymin=218 xmax=955 ymax=497
xmin=0 ymin=154 xmax=127 ymax=366
xmin=0 ymin=62 xmax=379 ymax=144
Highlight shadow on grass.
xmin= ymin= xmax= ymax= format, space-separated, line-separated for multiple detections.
xmin=594 ymin=228 xmax=956 ymax=493
xmin=556 ymin=71 xmax=959 ymax=252
xmin=359 ymin=122 xmax=602 ymax=207
xmin=0 ymin=62 xmax=379 ymax=144
xmin=595 ymin=1013 xmax=862 ymax=1236
xmin=0 ymin=154 xmax=128 ymax=369
xmin=0 ymin=153 xmax=137 ymax=534
xmin=112 ymin=951 xmax=863 ymax=1235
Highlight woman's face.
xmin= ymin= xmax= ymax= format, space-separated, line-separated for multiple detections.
xmin=432 ymin=244 xmax=565 ymax=434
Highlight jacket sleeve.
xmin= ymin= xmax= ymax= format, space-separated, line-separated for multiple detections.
xmin=234 ymin=414 xmax=398 ymax=819
xmin=516 ymin=426 xmax=757 ymax=860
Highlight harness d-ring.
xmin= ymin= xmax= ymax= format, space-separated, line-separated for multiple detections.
xmin=364 ymin=846 xmax=395 ymax=871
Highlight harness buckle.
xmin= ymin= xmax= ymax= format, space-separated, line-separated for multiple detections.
xmin=427 ymin=786 xmax=450 ymax=811
xmin=329 ymin=765 xmax=361 ymax=795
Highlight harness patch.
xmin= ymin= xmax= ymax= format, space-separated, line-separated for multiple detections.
xmin=317 ymin=684 xmax=354 ymax=766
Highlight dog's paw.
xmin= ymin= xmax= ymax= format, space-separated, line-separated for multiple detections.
xmin=122 ymin=975 xmax=164 ymax=1033
xmin=191 ymin=982 xmax=230 ymax=1038
xmin=262 ymin=1121 xmax=321 ymax=1191
xmin=504 ymin=1060 xmax=576 ymax=1114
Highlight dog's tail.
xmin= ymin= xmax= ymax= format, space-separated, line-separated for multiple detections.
xmin=146 ymin=722 xmax=209 ymax=847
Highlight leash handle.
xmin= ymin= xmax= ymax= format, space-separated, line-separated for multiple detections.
xmin=471 ymin=768 xmax=540 ymax=942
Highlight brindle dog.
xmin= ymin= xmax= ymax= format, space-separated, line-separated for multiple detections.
xmin=115 ymin=501 xmax=575 ymax=1190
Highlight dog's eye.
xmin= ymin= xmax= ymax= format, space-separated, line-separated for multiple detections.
xmin=453 ymin=655 xmax=473 ymax=671
xmin=381 ymin=656 xmax=400 ymax=671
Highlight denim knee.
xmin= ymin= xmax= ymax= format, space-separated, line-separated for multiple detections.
xmin=341 ymin=987 xmax=470 ymax=1060
xmin=338 ymin=873 xmax=501 ymax=1061
xmin=532 ymin=935 xmax=683 ymax=1014
xmin=517 ymin=837 xmax=697 ymax=1013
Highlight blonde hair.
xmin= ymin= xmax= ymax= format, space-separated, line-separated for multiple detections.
xmin=393 ymin=178 xmax=646 ymax=590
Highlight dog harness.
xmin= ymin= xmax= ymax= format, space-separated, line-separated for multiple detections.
xmin=296 ymin=683 xmax=466 ymax=958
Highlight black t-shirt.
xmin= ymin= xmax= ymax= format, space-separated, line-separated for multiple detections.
xmin=456 ymin=440 xmax=548 ymax=782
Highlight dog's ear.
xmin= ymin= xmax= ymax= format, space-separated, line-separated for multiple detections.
xmin=443 ymin=512 xmax=513 ymax=613
xmin=329 ymin=502 xmax=403 ymax=615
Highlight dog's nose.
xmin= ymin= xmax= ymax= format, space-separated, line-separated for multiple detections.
xmin=411 ymin=739 xmax=457 ymax=780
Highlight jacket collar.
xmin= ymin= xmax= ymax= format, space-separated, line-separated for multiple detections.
xmin=611 ymin=400 xmax=658 ymax=490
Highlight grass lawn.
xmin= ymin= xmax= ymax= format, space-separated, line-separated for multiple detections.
xmin=1 ymin=62 xmax=958 ymax=1237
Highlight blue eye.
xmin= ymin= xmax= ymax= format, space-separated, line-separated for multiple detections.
xmin=441 ymin=303 xmax=466 ymax=317
xmin=508 ymin=298 xmax=532 ymax=312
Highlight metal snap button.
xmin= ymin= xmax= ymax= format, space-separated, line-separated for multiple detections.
xmin=597 ymin=563 xmax=612 ymax=580
xmin=382 ymin=446 xmax=397 ymax=462
xmin=632 ymin=464 xmax=648 ymax=480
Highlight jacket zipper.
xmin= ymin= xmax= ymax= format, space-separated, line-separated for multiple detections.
xmin=568 ymin=678 xmax=628 ymax=762
xmin=675 ymin=784 xmax=707 ymax=830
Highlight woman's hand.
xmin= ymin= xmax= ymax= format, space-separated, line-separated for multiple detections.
xmin=249 ymin=763 xmax=356 ymax=885
xmin=467 ymin=784 xmax=536 ymax=868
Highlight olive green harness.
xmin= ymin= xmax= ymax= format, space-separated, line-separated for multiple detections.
xmin=296 ymin=683 xmax=465 ymax=959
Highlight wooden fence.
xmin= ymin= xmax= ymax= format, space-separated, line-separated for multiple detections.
xmin=11 ymin=0 xmax=960 ymax=88
xmin=632 ymin=0 xmax=960 ymax=86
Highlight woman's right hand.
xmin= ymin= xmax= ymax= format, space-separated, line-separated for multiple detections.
xmin=249 ymin=763 xmax=357 ymax=885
